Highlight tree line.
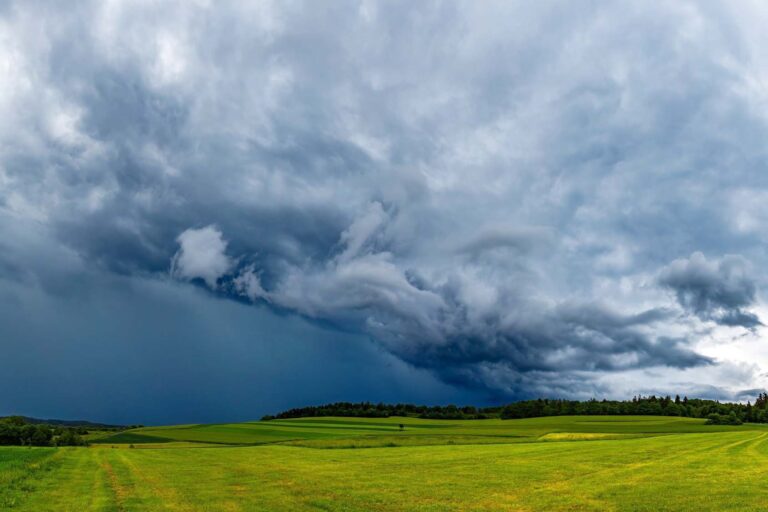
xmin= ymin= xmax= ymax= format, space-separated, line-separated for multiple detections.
xmin=263 ymin=394 xmax=768 ymax=423
xmin=0 ymin=416 xmax=98 ymax=446
xmin=262 ymin=402 xmax=497 ymax=420
xmin=497 ymin=395 xmax=767 ymax=424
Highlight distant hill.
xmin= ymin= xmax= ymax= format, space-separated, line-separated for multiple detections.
xmin=0 ymin=415 xmax=127 ymax=429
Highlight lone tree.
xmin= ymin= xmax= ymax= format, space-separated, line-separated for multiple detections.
xmin=399 ymin=424 xmax=404 ymax=431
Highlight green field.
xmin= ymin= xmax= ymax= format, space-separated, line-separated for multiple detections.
xmin=4 ymin=416 xmax=768 ymax=511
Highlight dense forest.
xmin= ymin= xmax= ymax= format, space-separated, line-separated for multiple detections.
xmin=0 ymin=416 xmax=125 ymax=446
xmin=264 ymin=393 xmax=768 ymax=424
xmin=263 ymin=403 xmax=496 ymax=421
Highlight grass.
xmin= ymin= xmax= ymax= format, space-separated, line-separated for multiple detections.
xmin=4 ymin=416 xmax=768 ymax=510
xmin=0 ymin=448 xmax=61 ymax=509
xmin=94 ymin=414 xmax=763 ymax=446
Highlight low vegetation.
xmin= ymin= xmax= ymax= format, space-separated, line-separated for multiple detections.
xmin=4 ymin=398 xmax=768 ymax=510
xmin=0 ymin=416 xmax=130 ymax=447
xmin=0 ymin=418 xmax=84 ymax=447
xmin=2 ymin=415 xmax=768 ymax=510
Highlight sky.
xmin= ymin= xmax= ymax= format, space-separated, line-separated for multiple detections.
xmin=2 ymin=0 xmax=768 ymax=425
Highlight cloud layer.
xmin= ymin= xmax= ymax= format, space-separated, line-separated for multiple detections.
xmin=2 ymin=0 xmax=768 ymax=409
xmin=659 ymin=252 xmax=762 ymax=329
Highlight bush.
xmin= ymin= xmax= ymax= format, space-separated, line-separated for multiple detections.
xmin=706 ymin=413 xmax=743 ymax=426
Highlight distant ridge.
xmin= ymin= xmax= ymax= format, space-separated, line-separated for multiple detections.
xmin=0 ymin=415 xmax=127 ymax=429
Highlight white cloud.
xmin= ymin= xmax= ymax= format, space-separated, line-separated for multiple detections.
xmin=171 ymin=226 xmax=232 ymax=288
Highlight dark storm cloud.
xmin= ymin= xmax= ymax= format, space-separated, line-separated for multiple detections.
xmin=169 ymin=221 xmax=713 ymax=398
xmin=2 ymin=0 xmax=768 ymax=408
xmin=659 ymin=252 xmax=762 ymax=329
xmin=0 ymin=263 xmax=479 ymax=424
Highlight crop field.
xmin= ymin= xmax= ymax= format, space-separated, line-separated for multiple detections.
xmin=3 ymin=416 xmax=768 ymax=511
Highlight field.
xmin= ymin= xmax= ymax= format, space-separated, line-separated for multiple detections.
xmin=3 ymin=416 xmax=768 ymax=511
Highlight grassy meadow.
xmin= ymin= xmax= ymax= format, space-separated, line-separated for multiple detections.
xmin=3 ymin=415 xmax=768 ymax=511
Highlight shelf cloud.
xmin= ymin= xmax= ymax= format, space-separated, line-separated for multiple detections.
xmin=2 ymin=0 xmax=768 ymax=419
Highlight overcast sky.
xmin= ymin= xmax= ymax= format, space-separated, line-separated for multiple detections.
xmin=3 ymin=0 xmax=768 ymax=424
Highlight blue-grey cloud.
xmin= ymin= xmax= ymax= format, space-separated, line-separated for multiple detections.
xmin=2 ymin=0 xmax=768 ymax=413
xmin=659 ymin=252 xmax=762 ymax=329
xmin=172 ymin=222 xmax=713 ymax=398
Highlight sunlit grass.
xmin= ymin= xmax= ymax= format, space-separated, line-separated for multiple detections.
xmin=5 ymin=416 xmax=768 ymax=511
xmin=94 ymin=414 xmax=768 ymax=446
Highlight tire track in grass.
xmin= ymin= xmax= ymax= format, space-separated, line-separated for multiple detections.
xmin=510 ymin=433 xmax=735 ymax=510
xmin=89 ymin=453 xmax=113 ymax=512
xmin=7 ymin=449 xmax=115 ymax=512
xmin=707 ymin=431 xmax=761 ymax=456
xmin=724 ymin=431 xmax=768 ymax=457
xmin=562 ymin=431 xmax=768 ymax=511
xmin=100 ymin=457 xmax=129 ymax=512
xmin=61 ymin=449 xmax=110 ymax=512
xmin=748 ymin=431 xmax=768 ymax=456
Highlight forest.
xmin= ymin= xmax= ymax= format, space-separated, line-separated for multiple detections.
xmin=264 ymin=393 xmax=768 ymax=423
xmin=0 ymin=416 xmax=93 ymax=446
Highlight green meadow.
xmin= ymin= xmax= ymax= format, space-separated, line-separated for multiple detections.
xmin=3 ymin=416 xmax=768 ymax=511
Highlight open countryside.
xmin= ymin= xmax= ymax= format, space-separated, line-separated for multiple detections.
xmin=6 ymin=1 xmax=768 ymax=511
xmin=3 ymin=415 xmax=768 ymax=511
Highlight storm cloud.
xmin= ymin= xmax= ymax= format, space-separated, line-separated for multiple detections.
xmin=2 ymin=0 xmax=768 ymax=420
xmin=659 ymin=252 xmax=762 ymax=329
xmin=189 ymin=219 xmax=714 ymax=397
